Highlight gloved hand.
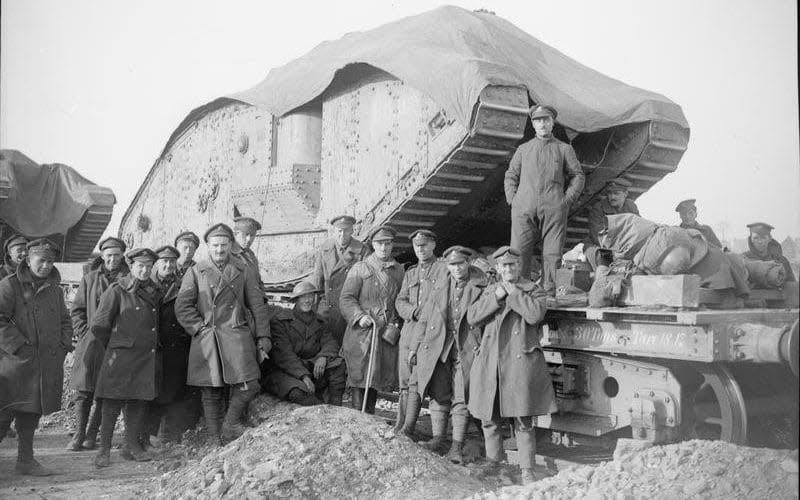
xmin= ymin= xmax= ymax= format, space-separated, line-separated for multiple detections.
xmin=313 ymin=357 xmax=327 ymax=379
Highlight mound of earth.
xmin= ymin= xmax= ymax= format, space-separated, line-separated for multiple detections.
xmin=153 ymin=395 xmax=487 ymax=499
xmin=474 ymin=439 xmax=799 ymax=500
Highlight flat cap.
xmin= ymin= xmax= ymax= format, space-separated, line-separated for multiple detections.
xmin=329 ymin=215 xmax=356 ymax=228
xmin=4 ymin=234 xmax=28 ymax=254
xmin=126 ymin=247 xmax=158 ymax=263
xmin=606 ymin=178 xmax=632 ymax=192
xmin=410 ymin=229 xmax=437 ymax=244
xmin=26 ymin=238 xmax=59 ymax=259
xmin=491 ymin=246 xmax=522 ymax=264
xmin=174 ymin=231 xmax=200 ymax=247
xmin=747 ymin=222 xmax=774 ymax=236
xmin=443 ymin=245 xmax=472 ymax=264
xmin=289 ymin=280 xmax=321 ymax=299
xmin=99 ymin=236 xmax=127 ymax=252
xmin=155 ymin=245 xmax=180 ymax=260
xmin=204 ymin=223 xmax=234 ymax=242
xmin=233 ymin=216 xmax=262 ymax=234
xmin=368 ymin=225 xmax=397 ymax=242
xmin=675 ymin=199 xmax=696 ymax=213
xmin=530 ymin=104 xmax=557 ymax=120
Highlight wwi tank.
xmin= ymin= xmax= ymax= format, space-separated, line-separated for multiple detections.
xmin=118 ymin=8 xmax=799 ymax=447
xmin=119 ymin=6 xmax=689 ymax=287
xmin=0 ymin=149 xmax=115 ymax=261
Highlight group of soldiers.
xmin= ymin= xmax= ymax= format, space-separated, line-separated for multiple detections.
xmin=1 ymin=103 xmax=796 ymax=484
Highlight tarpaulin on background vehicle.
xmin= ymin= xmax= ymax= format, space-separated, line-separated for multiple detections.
xmin=229 ymin=5 xmax=688 ymax=132
xmin=0 ymin=149 xmax=114 ymax=237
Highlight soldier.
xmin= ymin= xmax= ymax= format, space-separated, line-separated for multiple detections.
xmin=68 ymin=236 xmax=129 ymax=451
xmin=147 ymin=245 xmax=200 ymax=444
xmin=675 ymin=199 xmax=722 ymax=248
xmin=0 ymin=234 xmax=28 ymax=280
xmin=468 ymin=246 xmax=555 ymax=484
xmin=394 ymin=229 xmax=447 ymax=432
xmin=263 ymin=281 xmax=346 ymax=406
xmin=175 ymin=223 xmax=271 ymax=444
xmin=310 ymin=215 xmax=367 ymax=346
xmin=742 ymin=222 xmax=796 ymax=282
xmin=587 ymin=178 xmax=639 ymax=247
xmin=174 ymin=231 xmax=200 ymax=278
xmin=90 ymin=248 xmax=161 ymax=467
xmin=339 ymin=225 xmax=404 ymax=414
xmin=232 ymin=216 xmax=262 ymax=274
xmin=402 ymin=246 xmax=488 ymax=464
xmin=505 ymin=104 xmax=585 ymax=294
xmin=0 ymin=239 xmax=73 ymax=475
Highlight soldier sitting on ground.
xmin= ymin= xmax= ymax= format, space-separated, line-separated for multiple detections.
xmin=263 ymin=281 xmax=346 ymax=406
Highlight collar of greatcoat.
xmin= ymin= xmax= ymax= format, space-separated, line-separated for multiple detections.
xmin=321 ymin=237 xmax=364 ymax=267
xmin=195 ymin=257 xmax=248 ymax=301
xmin=15 ymin=260 xmax=61 ymax=289
xmin=117 ymin=275 xmax=160 ymax=306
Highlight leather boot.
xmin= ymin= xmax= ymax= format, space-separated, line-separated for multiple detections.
xmin=94 ymin=399 xmax=122 ymax=468
xmin=446 ymin=411 xmax=469 ymax=464
xmin=364 ymin=389 xmax=378 ymax=414
xmin=201 ymin=388 xmax=224 ymax=446
xmin=287 ymin=388 xmax=322 ymax=406
xmin=0 ymin=409 xmax=14 ymax=445
xmin=400 ymin=391 xmax=421 ymax=437
xmin=221 ymin=380 xmax=259 ymax=441
xmin=515 ymin=423 xmax=536 ymax=481
xmin=422 ymin=407 xmax=450 ymax=454
xmin=14 ymin=412 xmax=53 ymax=476
xmin=393 ymin=390 xmax=408 ymax=432
xmin=482 ymin=419 xmax=506 ymax=463
xmin=66 ymin=396 xmax=92 ymax=451
xmin=350 ymin=388 xmax=365 ymax=412
xmin=83 ymin=398 xmax=103 ymax=450
xmin=123 ymin=401 xmax=152 ymax=462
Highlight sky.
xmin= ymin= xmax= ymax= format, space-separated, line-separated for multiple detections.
xmin=1 ymin=0 xmax=798 ymax=244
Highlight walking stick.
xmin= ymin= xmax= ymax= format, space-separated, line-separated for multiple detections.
xmin=362 ymin=317 xmax=379 ymax=413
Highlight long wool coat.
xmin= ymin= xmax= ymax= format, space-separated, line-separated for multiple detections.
xmin=70 ymin=261 xmax=129 ymax=392
xmin=409 ymin=266 xmax=487 ymax=399
xmin=175 ymin=257 xmax=270 ymax=387
xmin=394 ymin=259 xmax=448 ymax=387
xmin=467 ymin=279 xmax=555 ymax=421
xmin=153 ymin=272 xmax=192 ymax=404
xmin=263 ymin=306 xmax=342 ymax=398
xmin=92 ymin=276 xmax=161 ymax=401
xmin=310 ymin=237 xmax=366 ymax=345
xmin=0 ymin=263 xmax=72 ymax=415
xmin=339 ymin=253 xmax=404 ymax=391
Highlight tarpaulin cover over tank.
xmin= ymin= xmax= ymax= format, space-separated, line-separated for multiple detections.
xmin=0 ymin=149 xmax=113 ymax=236
xmin=229 ymin=5 xmax=688 ymax=133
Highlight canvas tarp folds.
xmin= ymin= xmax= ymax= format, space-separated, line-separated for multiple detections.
xmin=0 ymin=149 xmax=113 ymax=237
xmin=230 ymin=5 xmax=688 ymax=133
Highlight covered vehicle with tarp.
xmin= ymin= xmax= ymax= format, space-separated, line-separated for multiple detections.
xmin=120 ymin=5 xmax=689 ymax=287
xmin=0 ymin=149 xmax=116 ymax=262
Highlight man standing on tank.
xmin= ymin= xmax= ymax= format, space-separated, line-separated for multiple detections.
xmin=310 ymin=215 xmax=367 ymax=346
xmin=393 ymin=229 xmax=447 ymax=433
xmin=67 ymin=236 xmax=129 ymax=451
xmin=504 ymin=104 xmax=585 ymax=294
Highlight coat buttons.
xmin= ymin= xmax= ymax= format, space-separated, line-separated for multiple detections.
xmin=151 ymin=328 xmax=156 ymax=332
xmin=513 ymin=330 xmax=518 ymax=335
xmin=516 ymin=354 xmax=521 ymax=358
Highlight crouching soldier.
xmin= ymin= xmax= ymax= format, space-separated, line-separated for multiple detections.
xmin=402 ymin=246 xmax=487 ymax=464
xmin=263 ymin=281 xmax=346 ymax=406
xmin=0 ymin=239 xmax=73 ymax=475
xmin=148 ymin=245 xmax=200 ymax=443
xmin=175 ymin=223 xmax=271 ymax=445
xmin=467 ymin=246 xmax=555 ymax=484
xmin=91 ymin=248 xmax=161 ymax=468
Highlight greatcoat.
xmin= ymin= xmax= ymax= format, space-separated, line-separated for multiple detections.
xmin=70 ymin=260 xmax=129 ymax=392
xmin=587 ymin=198 xmax=640 ymax=246
xmin=409 ymin=266 xmax=487 ymax=399
xmin=467 ymin=279 xmax=555 ymax=421
xmin=92 ymin=276 xmax=161 ymax=401
xmin=310 ymin=237 xmax=366 ymax=345
xmin=743 ymin=238 xmax=797 ymax=282
xmin=175 ymin=257 xmax=270 ymax=387
xmin=153 ymin=271 xmax=192 ymax=404
xmin=394 ymin=259 xmax=448 ymax=388
xmin=0 ymin=263 xmax=72 ymax=414
xmin=263 ymin=306 xmax=342 ymax=398
xmin=339 ymin=253 xmax=404 ymax=390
